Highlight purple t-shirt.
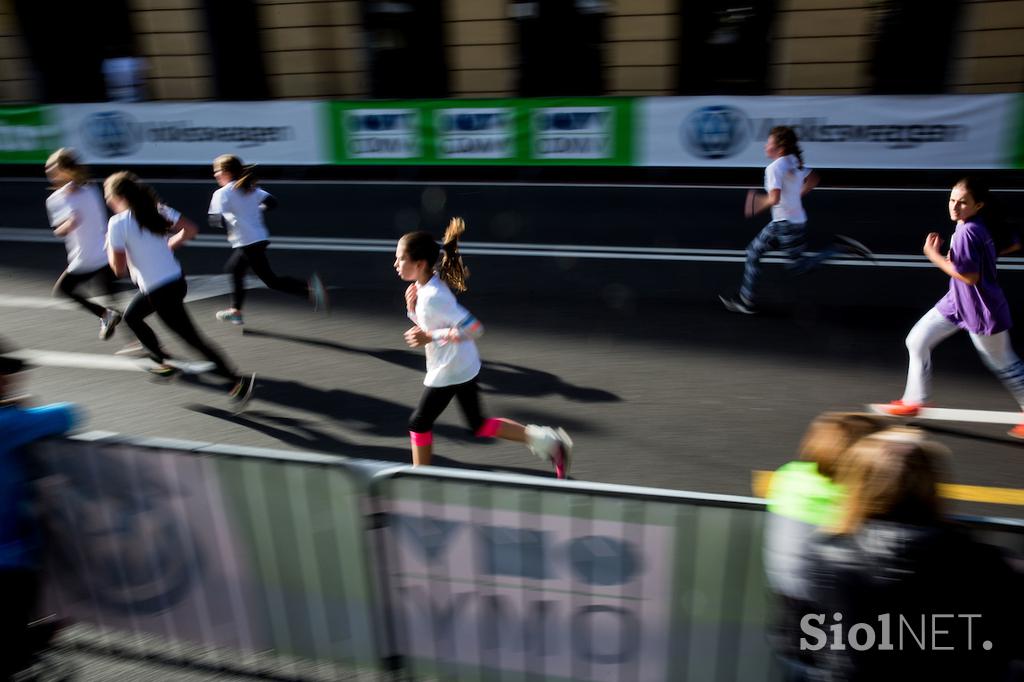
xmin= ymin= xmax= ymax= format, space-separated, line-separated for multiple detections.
xmin=934 ymin=219 xmax=1012 ymax=335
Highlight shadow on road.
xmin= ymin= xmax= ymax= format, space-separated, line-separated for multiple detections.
xmin=243 ymin=328 xmax=621 ymax=402
xmin=187 ymin=405 xmax=562 ymax=478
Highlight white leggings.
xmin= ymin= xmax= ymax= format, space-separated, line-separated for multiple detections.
xmin=902 ymin=307 xmax=1024 ymax=409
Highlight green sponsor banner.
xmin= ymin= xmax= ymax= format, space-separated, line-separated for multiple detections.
xmin=326 ymin=98 xmax=634 ymax=166
xmin=524 ymin=97 xmax=633 ymax=166
xmin=0 ymin=106 xmax=61 ymax=163
xmin=1014 ymin=93 xmax=1024 ymax=169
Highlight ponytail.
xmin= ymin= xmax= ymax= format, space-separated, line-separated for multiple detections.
xmin=438 ymin=217 xmax=470 ymax=293
xmin=214 ymin=154 xmax=258 ymax=193
xmin=398 ymin=217 xmax=472 ymax=293
xmin=769 ymin=125 xmax=804 ymax=169
xmin=104 ymin=171 xmax=171 ymax=236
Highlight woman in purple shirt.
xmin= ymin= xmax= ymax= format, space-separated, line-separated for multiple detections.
xmin=879 ymin=178 xmax=1024 ymax=438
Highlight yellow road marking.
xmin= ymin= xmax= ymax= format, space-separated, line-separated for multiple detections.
xmin=752 ymin=470 xmax=1024 ymax=506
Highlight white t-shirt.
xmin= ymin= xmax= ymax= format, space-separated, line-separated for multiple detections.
xmin=209 ymin=185 xmax=271 ymax=248
xmin=46 ymin=183 xmax=110 ymax=273
xmin=105 ymin=205 xmax=183 ymax=294
xmin=764 ymin=154 xmax=811 ymax=224
xmin=410 ymin=275 xmax=482 ymax=387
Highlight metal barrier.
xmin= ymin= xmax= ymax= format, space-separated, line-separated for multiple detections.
xmin=25 ymin=435 xmax=1024 ymax=681
xmin=31 ymin=434 xmax=386 ymax=681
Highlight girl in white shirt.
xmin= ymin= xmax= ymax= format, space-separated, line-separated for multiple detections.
xmin=208 ymin=155 xmax=327 ymax=325
xmin=719 ymin=126 xmax=874 ymax=314
xmin=44 ymin=148 xmax=122 ymax=340
xmin=104 ymin=172 xmax=254 ymax=407
xmin=396 ymin=218 xmax=573 ymax=478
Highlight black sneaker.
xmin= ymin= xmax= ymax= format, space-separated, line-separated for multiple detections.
xmin=99 ymin=308 xmax=122 ymax=340
xmin=719 ymin=294 xmax=757 ymax=315
xmin=229 ymin=372 xmax=256 ymax=412
xmin=835 ymin=234 xmax=876 ymax=262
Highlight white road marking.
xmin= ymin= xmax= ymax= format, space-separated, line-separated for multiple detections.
xmin=8 ymin=349 xmax=215 ymax=374
xmin=7 ymin=227 xmax=1023 ymax=269
xmin=868 ymin=404 xmax=1023 ymax=425
xmin=0 ymin=274 xmax=265 ymax=309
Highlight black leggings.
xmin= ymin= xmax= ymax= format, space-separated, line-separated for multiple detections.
xmin=54 ymin=265 xmax=117 ymax=317
xmin=225 ymin=241 xmax=307 ymax=310
xmin=409 ymin=378 xmax=486 ymax=434
xmin=124 ymin=278 xmax=237 ymax=380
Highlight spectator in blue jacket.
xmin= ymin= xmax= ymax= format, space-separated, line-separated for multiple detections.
xmin=0 ymin=341 xmax=80 ymax=680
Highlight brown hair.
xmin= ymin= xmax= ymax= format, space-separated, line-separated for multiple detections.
xmin=399 ymin=217 xmax=471 ymax=293
xmin=769 ymin=125 xmax=804 ymax=169
xmin=104 ymin=171 xmax=172 ymax=236
xmin=45 ymin=147 xmax=89 ymax=186
xmin=798 ymin=412 xmax=889 ymax=479
xmin=832 ymin=428 xmax=947 ymax=535
xmin=214 ymin=154 xmax=258 ymax=192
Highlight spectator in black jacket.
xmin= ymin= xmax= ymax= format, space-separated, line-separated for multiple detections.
xmin=804 ymin=429 xmax=1021 ymax=681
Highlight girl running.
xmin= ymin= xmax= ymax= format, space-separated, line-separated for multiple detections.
xmin=208 ymin=155 xmax=327 ymax=325
xmin=104 ymin=171 xmax=255 ymax=407
xmin=44 ymin=148 xmax=122 ymax=340
xmin=878 ymin=177 xmax=1024 ymax=438
xmin=396 ymin=218 xmax=573 ymax=478
xmin=719 ymin=126 xmax=873 ymax=314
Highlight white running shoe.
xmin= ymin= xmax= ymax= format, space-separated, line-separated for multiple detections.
xmin=216 ymin=309 xmax=244 ymax=325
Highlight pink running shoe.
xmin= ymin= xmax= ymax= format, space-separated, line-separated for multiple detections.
xmin=876 ymin=400 xmax=922 ymax=417
xmin=551 ymin=428 xmax=573 ymax=479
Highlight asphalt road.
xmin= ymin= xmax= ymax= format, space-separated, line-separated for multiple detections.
xmin=1 ymin=178 xmax=1023 ymax=522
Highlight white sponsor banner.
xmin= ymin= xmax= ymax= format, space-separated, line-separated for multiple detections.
xmin=434 ymin=107 xmax=516 ymax=159
xmin=386 ymin=499 xmax=673 ymax=682
xmin=57 ymin=102 xmax=326 ymax=165
xmin=639 ymin=96 xmax=1018 ymax=169
xmin=532 ymin=106 xmax=615 ymax=160
xmin=343 ymin=108 xmax=421 ymax=159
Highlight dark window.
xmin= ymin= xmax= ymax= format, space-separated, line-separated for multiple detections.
xmin=13 ymin=0 xmax=136 ymax=102
xmin=869 ymin=0 xmax=961 ymax=94
xmin=677 ymin=0 xmax=776 ymax=95
xmin=202 ymin=0 xmax=269 ymax=100
xmin=510 ymin=0 xmax=607 ymax=97
xmin=361 ymin=0 xmax=448 ymax=98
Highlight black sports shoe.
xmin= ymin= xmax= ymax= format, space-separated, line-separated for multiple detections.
xmin=99 ymin=308 xmax=122 ymax=340
xmin=835 ymin=234 xmax=876 ymax=262
xmin=719 ymin=294 xmax=757 ymax=315
xmin=229 ymin=372 xmax=256 ymax=412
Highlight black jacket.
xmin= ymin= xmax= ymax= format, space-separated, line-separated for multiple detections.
xmin=804 ymin=521 xmax=1022 ymax=681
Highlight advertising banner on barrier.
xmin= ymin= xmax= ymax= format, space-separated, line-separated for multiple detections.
xmin=382 ymin=496 xmax=675 ymax=682
xmin=326 ymin=98 xmax=633 ymax=165
xmin=0 ymin=106 xmax=62 ymax=164
xmin=56 ymin=102 xmax=327 ymax=165
xmin=33 ymin=440 xmax=380 ymax=676
xmin=639 ymin=95 xmax=1019 ymax=169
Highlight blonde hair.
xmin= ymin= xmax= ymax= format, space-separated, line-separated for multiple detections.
xmin=832 ymin=428 xmax=948 ymax=535
xmin=798 ymin=412 xmax=889 ymax=479
xmin=45 ymin=147 xmax=89 ymax=186
xmin=214 ymin=154 xmax=258 ymax=192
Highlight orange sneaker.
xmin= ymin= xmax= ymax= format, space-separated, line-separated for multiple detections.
xmin=1009 ymin=421 xmax=1024 ymax=439
xmin=876 ymin=400 xmax=922 ymax=417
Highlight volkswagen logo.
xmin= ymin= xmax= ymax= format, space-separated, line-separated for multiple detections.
xmin=81 ymin=111 xmax=142 ymax=157
xmin=682 ymin=105 xmax=750 ymax=159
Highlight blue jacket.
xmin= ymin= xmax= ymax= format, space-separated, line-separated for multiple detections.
xmin=0 ymin=403 xmax=78 ymax=569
